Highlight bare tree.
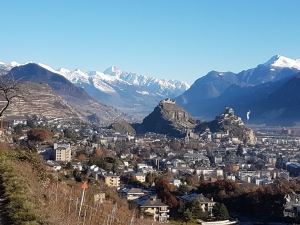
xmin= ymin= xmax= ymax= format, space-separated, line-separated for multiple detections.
xmin=0 ymin=72 xmax=25 ymax=129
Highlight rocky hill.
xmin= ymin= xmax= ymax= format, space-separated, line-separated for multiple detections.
xmin=128 ymin=101 xmax=256 ymax=144
xmin=139 ymin=98 xmax=197 ymax=137
xmin=0 ymin=82 xmax=88 ymax=123
xmin=108 ymin=120 xmax=136 ymax=135
xmin=195 ymin=107 xmax=257 ymax=144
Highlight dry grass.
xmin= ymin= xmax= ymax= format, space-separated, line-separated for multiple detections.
xmin=0 ymin=144 xmax=163 ymax=225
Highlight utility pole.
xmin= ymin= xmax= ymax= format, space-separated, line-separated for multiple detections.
xmin=78 ymin=181 xmax=88 ymax=218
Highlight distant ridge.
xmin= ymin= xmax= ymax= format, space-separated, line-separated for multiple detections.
xmin=5 ymin=63 xmax=136 ymax=125
xmin=0 ymin=61 xmax=190 ymax=118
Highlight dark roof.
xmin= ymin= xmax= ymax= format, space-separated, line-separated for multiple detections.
xmin=132 ymin=195 xmax=150 ymax=206
xmin=180 ymin=193 xmax=214 ymax=203
xmin=127 ymin=188 xmax=144 ymax=194
xmin=141 ymin=197 xmax=168 ymax=207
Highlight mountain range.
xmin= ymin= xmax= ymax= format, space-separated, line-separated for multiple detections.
xmin=0 ymin=63 xmax=135 ymax=125
xmin=0 ymin=62 xmax=190 ymax=119
xmin=1 ymin=55 xmax=300 ymax=126
xmin=175 ymin=55 xmax=300 ymax=125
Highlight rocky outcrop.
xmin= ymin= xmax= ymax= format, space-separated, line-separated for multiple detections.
xmin=140 ymin=99 xmax=197 ymax=136
xmin=108 ymin=120 xmax=136 ymax=135
xmin=195 ymin=107 xmax=257 ymax=144
xmin=131 ymin=102 xmax=256 ymax=144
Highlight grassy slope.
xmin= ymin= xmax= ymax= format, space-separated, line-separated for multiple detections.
xmin=0 ymin=143 xmax=162 ymax=225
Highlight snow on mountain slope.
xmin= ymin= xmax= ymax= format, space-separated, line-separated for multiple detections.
xmin=0 ymin=61 xmax=21 ymax=72
xmin=104 ymin=65 xmax=190 ymax=94
xmin=263 ymin=55 xmax=300 ymax=69
xmin=237 ymin=55 xmax=300 ymax=85
xmin=58 ymin=68 xmax=90 ymax=84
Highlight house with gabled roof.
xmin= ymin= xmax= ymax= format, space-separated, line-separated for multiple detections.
xmin=132 ymin=195 xmax=169 ymax=222
xmin=118 ymin=187 xmax=145 ymax=200
xmin=179 ymin=193 xmax=215 ymax=216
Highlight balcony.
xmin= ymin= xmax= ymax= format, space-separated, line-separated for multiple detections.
xmin=159 ymin=209 xmax=169 ymax=212
xmin=158 ymin=216 xmax=168 ymax=222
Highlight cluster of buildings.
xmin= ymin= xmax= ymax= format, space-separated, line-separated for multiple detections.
xmin=7 ymin=114 xmax=300 ymax=222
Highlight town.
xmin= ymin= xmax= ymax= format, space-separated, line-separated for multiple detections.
xmin=3 ymin=112 xmax=300 ymax=225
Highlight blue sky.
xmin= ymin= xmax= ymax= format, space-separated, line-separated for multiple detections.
xmin=0 ymin=1 xmax=299 ymax=84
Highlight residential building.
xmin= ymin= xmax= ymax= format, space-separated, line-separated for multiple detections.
xmin=133 ymin=196 xmax=169 ymax=222
xmin=55 ymin=144 xmax=71 ymax=162
xmin=103 ymin=174 xmax=120 ymax=188
xmin=72 ymin=162 xmax=83 ymax=171
xmin=179 ymin=193 xmax=215 ymax=216
xmin=195 ymin=167 xmax=224 ymax=180
xmin=134 ymin=172 xmax=146 ymax=183
xmin=214 ymin=155 xmax=222 ymax=164
xmin=119 ymin=187 xmax=145 ymax=200
xmin=170 ymin=178 xmax=182 ymax=187
xmin=45 ymin=160 xmax=61 ymax=171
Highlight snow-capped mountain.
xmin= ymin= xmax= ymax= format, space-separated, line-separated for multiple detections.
xmin=176 ymin=55 xmax=300 ymax=106
xmin=0 ymin=61 xmax=20 ymax=72
xmin=237 ymin=55 xmax=300 ymax=85
xmin=0 ymin=61 xmax=190 ymax=118
xmin=58 ymin=65 xmax=190 ymax=117
xmin=175 ymin=55 xmax=300 ymax=125
xmin=263 ymin=55 xmax=300 ymax=69
xmin=103 ymin=65 xmax=189 ymax=95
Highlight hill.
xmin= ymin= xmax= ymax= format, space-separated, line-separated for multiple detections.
xmin=195 ymin=107 xmax=256 ymax=144
xmin=0 ymin=143 xmax=160 ymax=225
xmin=6 ymin=63 xmax=136 ymax=125
xmin=137 ymin=98 xmax=197 ymax=137
xmin=128 ymin=100 xmax=256 ymax=144
xmin=1 ymin=61 xmax=189 ymax=119
xmin=0 ymin=81 xmax=88 ymax=123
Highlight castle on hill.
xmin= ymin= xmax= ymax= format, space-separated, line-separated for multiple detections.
xmin=159 ymin=98 xmax=176 ymax=104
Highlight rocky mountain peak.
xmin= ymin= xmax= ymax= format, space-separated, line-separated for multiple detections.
xmin=262 ymin=55 xmax=300 ymax=69
xmin=141 ymin=98 xmax=197 ymax=136
xmin=195 ymin=107 xmax=256 ymax=144
xmin=215 ymin=106 xmax=244 ymax=126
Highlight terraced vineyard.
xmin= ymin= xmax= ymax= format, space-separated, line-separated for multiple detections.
xmin=0 ymin=82 xmax=87 ymax=122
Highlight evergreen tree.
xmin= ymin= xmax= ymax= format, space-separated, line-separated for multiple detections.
xmin=65 ymin=162 xmax=73 ymax=170
xmin=13 ymin=124 xmax=24 ymax=136
xmin=200 ymin=172 xmax=205 ymax=182
xmin=177 ymin=184 xmax=189 ymax=195
xmin=26 ymin=118 xmax=36 ymax=128
xmin=212 ymin=203 xmax=229 ymax=220
xmin=183 ymin=209 xmax=193 ymax=225
xmin=236 ymin=144 xmax=243 ymax=156
xmin=275 ymin=155 xmax=283 ymax=169
xmin=185 ymin=199 xmax=202 ymax=218
xmin=145 ymin=172 xmax=154 ymax=185
xmin=91 ymin=134 xmax=99 ymax=143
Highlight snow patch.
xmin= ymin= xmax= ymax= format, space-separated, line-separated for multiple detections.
xmin=9 ymin=61 xmax=20 ymax=67
xmin=37 ymin=63 xmax=62 ymax=75
xmin=136 ymin=90 xmax=149 ymax=95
